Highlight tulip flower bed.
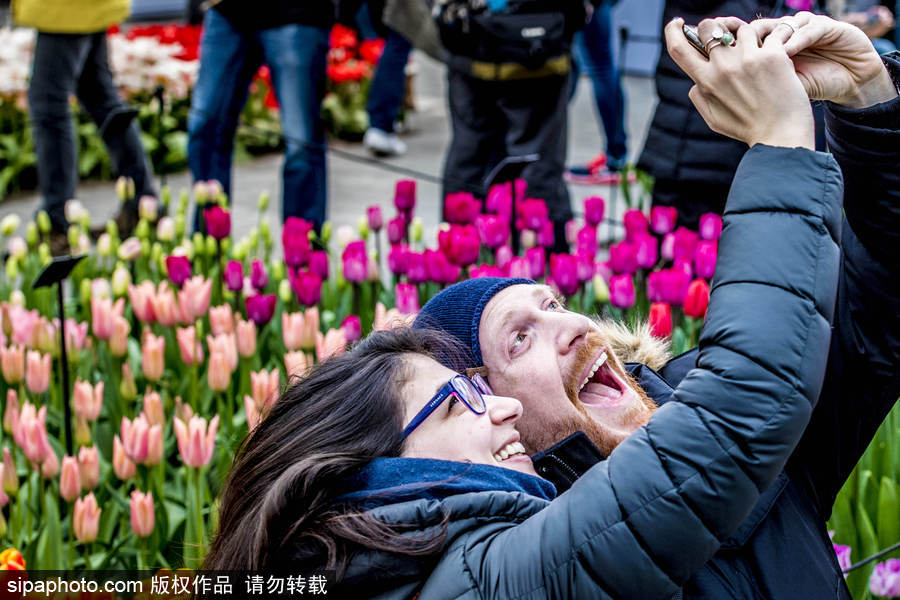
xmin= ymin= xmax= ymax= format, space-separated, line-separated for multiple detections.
xmin=0 ymin=176 xmax=896 ymax=599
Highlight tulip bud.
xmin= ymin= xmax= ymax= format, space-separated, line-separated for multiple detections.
xmin=135 ymin=219 xmax=150 ymax=241
xmin=0 ymin=214 xmax=21 ymax=236
xmin=7 ymin=236 xmax=26 ymax=261
xmin=60 ymin=455 xmax=81 ymax=502
xmin=178 ymin=188 xmax=190 ymax=214
xmin=270 ymin=259 xmax=285 ymax=282
xmin=36 ymin=210 xmax=51 ymax=234
xmin=113 ymin=435 xmax=135 ymax=480
xmin=38 ymin=243 xmax=51 ymax=265
xmin=278 ymin=278 xmax=292 ymax=304
xmin=357 ymin=216 xmax=370 ymax=240
xmin=5 ymin=257 xmax=18 ymax=281
xmin=140 ymin=239 xmax=151 ymax=258
xmin=593 ymin=273 xmax=610 ymax=303
xmin=26 ymin=222 xmax=38 ymax=247
xmin=120 ymin=363 xmax=137 ymax=401
xmin=77 ymin=446 xmax=100 ymax=491
xmin=116 ymin=176 xmax=135 ymax=201
xmin=2 ymin=448 xmax=18 ymax=496
xmin=106 ymin=218 xmax=119 ymax=241
xmin=130 ymin=490 xmax=155 ymax=538
xmin=41 ymin=451 xmax=59 ymax=479
xmin=258 ymin=190 xmax=270 ymax=212
xmin=259 ymin=220 xmax=271 ymax=244
xmin=111 ymin=264 xmax=131 ymax=297
xmin=156 ymin=216 xmax=175 ymax=242
xmin=174 ymin=214 xmax=186 ymax=240
xmin=205 ymin=235 xmax=217 ymax=257
xmin=9 ymin=290 xmax=24 ymax=307
xmin=138 ymin=196 xmax=157 ymax=222
xmin=73 ymin=493 xmax=102 ymax=543
xmin=75 ymin=416 xmax=92 ymax=447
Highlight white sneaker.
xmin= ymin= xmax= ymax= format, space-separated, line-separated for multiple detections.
xmin=363 ymin=128 xmax=407 ymax=157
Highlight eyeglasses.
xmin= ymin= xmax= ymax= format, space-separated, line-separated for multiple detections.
xmin=401 ymin=373 xmax=493 ymax=438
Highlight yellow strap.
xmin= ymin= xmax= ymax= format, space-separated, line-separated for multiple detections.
xmin=469 ymin=55 xmax=571 ymax=81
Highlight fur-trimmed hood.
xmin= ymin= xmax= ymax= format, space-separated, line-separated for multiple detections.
xmin=594 ymin=319 xmax=672 ymax=371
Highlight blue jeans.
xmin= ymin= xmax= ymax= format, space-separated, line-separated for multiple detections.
xmin=366 ymin=29 xmax=413 ymax=132
xmin=570 ymin=2 xmax=628 ymax=162
xmin=187 ymin=9 xmax=329 ymax=230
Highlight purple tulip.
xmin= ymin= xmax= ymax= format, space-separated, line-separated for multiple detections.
xmin=525 ymin=246 xmax=546 ymax=279
xmin=282 ymin=217 xmax=312 ymax=268
xmin=609 ymin=274 xmax=636 ymax=308
xmin=661 ymin=232 xmax=675 ymax=261
xmin=575 ymin=249 xmax=594 ymax=283
xmin=395 ymin=283 xmax=420 ymax=314
xmin=495 ymin=245 xmax=513 ymax=269
xmin=672 ymin=227 xmax=699 ymax=263
xmin=166 ymin=255 xmax=192 ymax=287
xmin=388 ymin=244 xmax=410 ymax=275
xmin=634 ymin=233 xmax=659 ymax=269
xmin=537 ymin=219 xmax=555 ymax=248
xmin=386 ymin=216 xmax=406 ymax=245
xmin=245 ymin=294 xmax=277 ymax=326
xmin=650 ymin=205 xmax=678 ymax=235
xmin=394 ymin=180 xmax=416 ymax=213
xmin=507 ymin=256 xmax=530 ymax=279
xmin=471 ymin=264 xmax=504 ymax=279
xmin=250 ymin=259 xmax=268 ymax=291
xmin=438 ymin=225 xmax=480 ymax=267
xmin=342 ymin=314 xmax=362 ymax=343
xmin=203 ymin=205 xmax=231 ymax=240
xmin=486 ymin=182 xmax=513 ymax=222
xmin=475 ymin=214 xmax=509 ymax=249
xmin=576 ymin=225 xmax=597 ymax=257
xmin=869 ymin=559 xmax=900 ymax=597
xmin=694 ymin=240 xmax=718 ymax=280
xmin=549 ymin=253 xmax=579 ymax=296
xmin=367 ymin=205 xmax=384 ymax=232
xmin=291 ymin=270 xmax=322 ymax=307
xmin=623 ymin=209 xmax=649 ymax=242
xmin=341 ymin=240 xmax=368 ymax=283
xmin=833 ymin=541 xmax=852 ymax=573
xmin=519 ymin=198 xmax=549 ymax=231
xmin=445 ymin=192 xmax=482 ymax=225
xmin=609 ymin=241 xmax=637 ymax=274
xmin=406 ymin=251 xmax=428 ymax=283
xmin=224 ymin=260 xmax=244 ymax=292
xmin=425 ymin=249 xmax=461 ymax=284
xmin=309 ymin=250 xmax=329 ymax=280
xmin=584 ymin=196 xmax=605 ymax=226
xmin=699 ymin=212 xmax=723 ymax=240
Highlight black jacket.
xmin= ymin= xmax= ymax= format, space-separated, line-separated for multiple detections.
xmin=537 ymin=52 xmax=900 ymax=599
xmin=212 ymin=0 xmax=338 ymax=31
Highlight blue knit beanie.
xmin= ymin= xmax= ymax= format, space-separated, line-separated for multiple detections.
xmin=413 ymin=277 xmax=535 ymax=368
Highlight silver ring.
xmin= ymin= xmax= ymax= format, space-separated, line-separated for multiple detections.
xmin=777 ymin=20 xmax=798 ymax=34
xmin=705 ymin=39 xmax=725 ymax=52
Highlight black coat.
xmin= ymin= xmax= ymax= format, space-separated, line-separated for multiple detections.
xmin=212 ymin=0 xmax=338 ymax=30
xmin=536 ymin=52 xmax=900 ymax=599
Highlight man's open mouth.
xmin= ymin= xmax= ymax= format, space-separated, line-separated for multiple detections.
xmin=576 ymin=349 xmax=628 ymax=407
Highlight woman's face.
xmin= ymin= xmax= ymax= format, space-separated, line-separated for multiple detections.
xmin=400 ymin=354 xmax=537 ymax=477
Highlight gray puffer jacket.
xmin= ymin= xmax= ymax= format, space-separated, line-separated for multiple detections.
xmin=329 ymin=146 xmax=844 ymax=599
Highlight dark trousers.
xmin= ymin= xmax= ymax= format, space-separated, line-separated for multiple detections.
xmin=366 ymin=29 xmax=413 ymax=132
xmin=28 ymin=31 xmax=155 ymax=232
xmin=442 ymin=70 xmax=572 ymax=226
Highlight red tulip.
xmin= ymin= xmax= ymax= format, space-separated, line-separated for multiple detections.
xmin=525 ymin=246 xmax=545 ymax=279
xmin=549 ymin=253 xmax=579 ymax=296
xmin=245 ymin=294 xmax=277 ymax=326
xmin=166 ymin=255 xmax=192 ymax=287
xmin=609 ymin=274 xmax=636 ymax=308
xmin=444 ymin=192 xmax=482 ymax=225
xmin=623 ymin=209 xmax=649 ymax=242
xmin=699 ymin=213 xmax=723 ymax=240
xmin=341 ymin=240 xmax=368 ymax=283
xmin=282 ymin=217 xmax=312 ymax=268
xmin=438 ymin=225 xmax=480 ymax=267
xmin=694 ymin=240 xmax=718 ymax=280
xmin=203 ymin=205 xmax=231 ymax=240
xmin=684 ymin=278 xmax=710 ymax=318
xmin=609 ymin=241 xmax=637 ymax=274
xmin=584 ymin=196 xmax=605 ymax=226
xmin=224 ymin=260 xmax=243 ymax=292
xmin=475 ymin=214 xmax=509 ymax=249
xmin=650 ymin=205 xmax=678 ymax=235
xmin=648 ymin=302 xmax=673 ymax=338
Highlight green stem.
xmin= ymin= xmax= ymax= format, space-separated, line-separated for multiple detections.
xmin=194 ymin=468 xmax=205 ymax=561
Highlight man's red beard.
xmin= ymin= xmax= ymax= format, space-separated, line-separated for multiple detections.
xmin=521 ymin=330 xmax=657 ymax=457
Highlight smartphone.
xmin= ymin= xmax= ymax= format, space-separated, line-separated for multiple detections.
xmin=682 ymin=24 xmax=709 ymax=58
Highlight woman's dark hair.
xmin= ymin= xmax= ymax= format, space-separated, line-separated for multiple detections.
xmin=203 ymin=327 xmax=463 ymax=573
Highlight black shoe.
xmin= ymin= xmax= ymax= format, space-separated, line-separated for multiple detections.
xmin=48 ymin=231 xmax=71 ymax=257
xmin=90 ymin=207 xmax=138 ymax=241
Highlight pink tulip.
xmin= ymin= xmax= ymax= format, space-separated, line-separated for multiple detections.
xmin=73 ymin=493 xmax=101 ymax=543
xmin=291 ymin=269 xmax=323 ymax=307
xmin=8 ymin=305 xmax=39 ymax=347
xmin=77 ymin=446 xmax=100 ymax=491
xmin=609 ymin=274 xmax=636 ymax=308
xmin=118 ymin=237 xmax=142 ymax=262
xmin=367 ymin=205 xmax=384 ymax=231
xmin=623 ymin=209 xmax=649 ymax=243
xmin=386 ymin=216 xmax=406 ymax=245
xmin=576 ymin=225 xmax=597 ymax=257
xmin=525 ymin=246 xmax=546 ymax=279
xmin=130 ymin=490 xmax=155 ymax=538
xmin=0 ymin=345 xmax=24 ymax=384
xmin=699 ymin=213 xmax=723 ymax=240
xmin=41 ymin=450 xmax=59 ymax=479
xmin=486 ymin=181 xmax=513 ymax=222
xmin=284 ymin=351 xmax=310 ymax=377
xmin=650 ymin=205 xmax=678 ymax=235
xmin=224 ymin=260 xmax=244 ymax=292
xmin=694 ymin=240 xmax=718 ymax=280
xmin=178 ymin=276 xmax=212 ymax=322
xmin=395 ymin=283 xmax=420 ymax=314
xmin=584 ymin=196 xmax=605 ymax=226
xmin=59 ymin=455 xmax=81 ymax=502
xmin=245 ymin=294 xmax=276 ymax=326
xmin=91 ymin=297 xmax=125 ymax=341
xmin=282 ymin=217 xmax=313 ymax=268
xmin=282 ymin=312 xmax=304 ymax=351
xmin=250 ymin=369 xmax=280 ymax=413
xmin=166 ymin=255 xmax=192 ymax=287
xmin=609 ymin=241 xmax=637 ymax=275
xmin=3 ymin=389 xmax=19 ymax=435
xmin=207 ymin=333 xmax=238 ymax=373
xmin=174 ymin=414 xmax=219 ymax=468
xmin=146 ymin=423 xmax=164 ymax=466
xmin=406 ymin=251 xmax=428 ymax=283
xmin=73 ymin=380 xmax=104 ymax=422
xmin=519 ymin=198 xmax=548 ymax=231
xmin=176 ymin=326 xmax=204 ymax=366
xmin=204 ymin=205 xmax=231 ymax=240
xmin=244 ymin=395 xmax=262 ymax=431
xmin=869 ymin=559 xmax=900 ymax=598
xmin=113 ymin=434 xmax=135 ymax=480
xmin=470 ymin=264 xmax=504 ymax=279
xmin=31 ymin=317 xmax=56 ymax=355
xmin=236 ymin=318 xmax=257 ymax=358
xmin=109 ymin=315 xmax=130 ymax=358
xmin=634 ymin=233 xmax=659 ymax=270
xmin=549 ymin=254 xmax=579 ymax=296
xmin=475 ymin=214 xmax=509 ymax=249
xmin=444 ymin=192 xmax=481 ymax=225
xmin=2 ymin=448 xmax=17 ymax=496
xmin=142 ymin=333 xmax=165 ymax=381
xmin=672 ymin=227 xmax=699 ymax=263
xmin=438 ymin=225 xmax=480 ymax=267
xmin=128 ymin=281 xmax=157 ymax=324
xmin=660 ymin=232 xmax=675 ymax=261
xmin=300 ymin=308 xmax=319 ymax=351
xmin=59 ymin=318 xmax=88 ymax=358
xmin=143 ymin=390 xmax=165 ymax=427
xmin=209 ymin=304 xmax=234 ymax=336
xmin=25 ymin=351 xmax=50 ymax=395
xmin=250 ymin=259 xmax=268 ymax=290
xmin=507 ymin=257 xmax=530 ymax=279
xmin=342 ymin=240 xmax=368 ymax=283
xmin=341 ymin=315 xmax=362 ymax=343
xmin=394 ymin=179 xmax=416 ymax=213
xmin=121 ymin=414 xmax=151 ymax=464
xmin=575 ymin=250 xmax=594 ymax=283
xmin=316 ymin=328 xmax=347 ymax=362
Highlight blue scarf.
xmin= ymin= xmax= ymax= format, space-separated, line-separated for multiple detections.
xmin=338 ymin=458 xmax=557 ymax=508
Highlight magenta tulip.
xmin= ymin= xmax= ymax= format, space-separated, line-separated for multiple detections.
xmin=395 ymin=282 xmax=420 ymax=314
xmin=869 ymin=559 xmax=900 ymax=598
xmin=291 ymin=270 xmax=323 ymax=307
xmin=623 ymin=209 xmax=649 ymax=242
xmin=661 ymin=232 xmax=675 ymax=261
xmin=309 ymin=250 xmax=329 ymax=280
xmin=650 ymin=205 xmax=678 ymax=235
xmin=438 ymin=225 xmax=480 ymax=267
xmin=166 ymin=255 xmax=192 ymax=287
xmin=672 ymin=227 xmax=699 ymax=262
xmin=367 ymin=205 xmax=384 ymax=231
xmin=444 ymin=192 xmax=482 ymax=225
xmin=406 ymin=251 xmax=428 ymax=283
xmin=609 ymin=241 xmax=637 ymax=274
xmin=609 ymin=274 xmax=636 ymax=308
xmin=394 ymin=179 xmax=416 ymax=212
xmin=342 ymin=240 xmax=368 ymax=283
xmin=537 ymin=220 xmax=555 ymax=248
xmin=250 ymin=259 xmax=268 ymax=291
xmin=471 ymin=264 xmax=504 ymax=278
xmin=495 ymin=245 xmax=513 ymax=269
xmin=575 ymin=249 xmax=594 ymax=283
xmin=341 ymin=315 xmax=362 ymax=343
xmin=634 ymin=233 xmax=659 ymax=269
xmin=694 ymin=240 xmax=718 ymax=280
xmin=507 ymin=257 xmax=530 ymax=279
xmin=282 ymin=217 xmax=312 ymax=268
xmin=576 ymin=225 xmax=597 ymax=257
xmin=699 ymin=213 xmax=723 ymax=240
xmin=519 ymin=198 xmax=549 ymax=231
xmin=525 ymin=246 xmax=546 ymax=279
xmin=203 ymin=205 xmax=231 ymax=240
xmin=224 ymin=260 xmax=243 ymax=292
xmin=424 ymin=249 xmax=460 ymax=284
xmin=386 ymin=216 xmax=406 ymax=245
xmin=584 ymin=196 xmax=605 ymax=226
xmin=475 ymin=214 xmax=509 ymax=249
xmin=549 ymin=253 xmax=579 ymax=296
xmin=486 ymin=182 xmax=513 ymax=222
xmin=388 ymin=244 xmax=410 ymax=275
xmin=245 ymin=294 xmax=276 ymax=326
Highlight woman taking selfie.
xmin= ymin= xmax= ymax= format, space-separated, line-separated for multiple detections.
xmin=203 ymin=13 xmax=897 ymax=599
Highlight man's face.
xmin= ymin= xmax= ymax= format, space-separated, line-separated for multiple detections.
xmin=478 ymin=284 xmax=656 ymax=455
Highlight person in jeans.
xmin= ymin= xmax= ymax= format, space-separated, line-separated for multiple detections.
xmin=16 ymin=0 xmax=156 ymax=255
xmin=187 ymin=1 xmax=333 ymax=232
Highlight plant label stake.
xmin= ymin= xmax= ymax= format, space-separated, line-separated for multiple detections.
xmin=33 ymin=254 xmax=86 ymax=455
